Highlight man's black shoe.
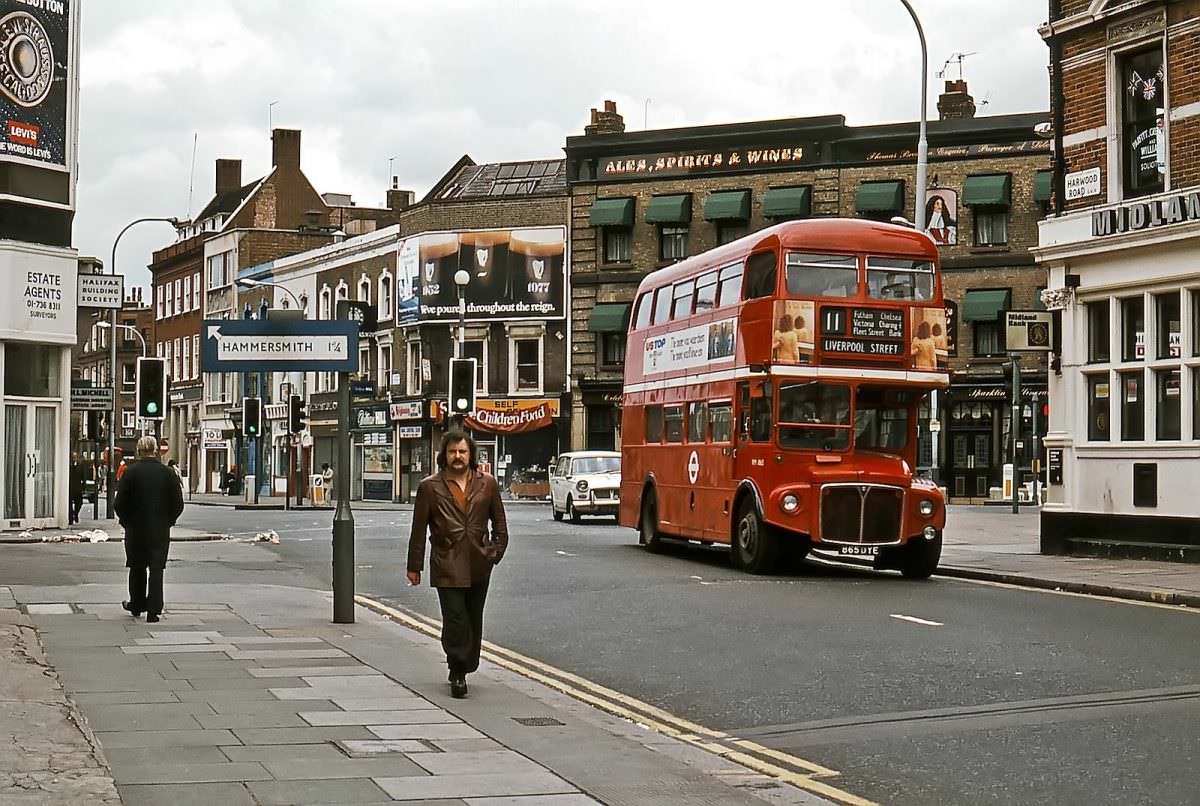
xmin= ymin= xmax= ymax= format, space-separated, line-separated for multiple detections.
xmin=146 ymin=614 xmax=160 ymax=623
xmin=449 ymin=675 xmax=468 ymax=699
xmin=121 ymin=601 xmax=143 ymax=616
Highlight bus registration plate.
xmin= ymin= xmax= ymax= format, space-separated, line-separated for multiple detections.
xmin=837 ymin=545 xmax=879 ymax=557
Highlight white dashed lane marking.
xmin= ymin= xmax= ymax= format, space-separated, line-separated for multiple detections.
xmin=889 ymin=614 xmax=943 ymax=627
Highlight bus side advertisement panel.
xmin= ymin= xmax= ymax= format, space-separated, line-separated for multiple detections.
xmin=643 ymin=317 xmax=736 ymax=374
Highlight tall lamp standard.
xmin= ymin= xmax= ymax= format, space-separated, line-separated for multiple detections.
xmin=453 ymin=269 xmax=469 ymax=426
xmin=106 ymin=216 xmax=184 ymax=519
xmin=899 ymin=0 xmax=929 ymax=231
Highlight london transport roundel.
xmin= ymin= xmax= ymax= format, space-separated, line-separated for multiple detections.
xmin=687 ymin=450 xmax=700 ymax=485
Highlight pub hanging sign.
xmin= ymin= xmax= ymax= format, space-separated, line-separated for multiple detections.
xmin=597 ymin=144 xmax=817 ymax=182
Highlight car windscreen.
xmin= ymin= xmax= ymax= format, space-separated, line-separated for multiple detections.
xmin=572 ymin=457 xmax=621 ymax=474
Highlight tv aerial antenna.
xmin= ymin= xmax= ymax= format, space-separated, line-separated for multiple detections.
xmin=936 ymin=52 xmax=976 ymax=80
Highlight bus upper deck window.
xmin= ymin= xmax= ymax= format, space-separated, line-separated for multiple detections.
xmin=785 ymin=253 xmax=858 ymax=298
xmin=716 ymin=265 xmax=743 ymax=307
xmin=743 ymin=251 xmax=778 ymax=300
xmin=694 ymin=271 xmax=719 ymax=312
xmin=652 ymin=286 xmax=672 ymax=324
xmin=633 ymin=291 xmax=653 ymax=330
xmin=866 ymin=257 xmax=935 ymax=301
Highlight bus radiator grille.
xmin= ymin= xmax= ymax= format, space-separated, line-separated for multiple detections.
xmin=820 ymin=485 xmax=904 ymax=544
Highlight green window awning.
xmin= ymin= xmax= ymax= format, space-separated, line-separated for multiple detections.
xmin=963 ymin=174 xmax=1013 ymax=207
xmin=703 ymin=190 xmax=750 ymax=221
xmin=1033 ymin=170 xmax=1052 ymax=203
xmin=855 ymin=181 xmax=904 ymax=213
xmin=588 ymin=302 xmax=631 ymax=333
xmin=645 ymin=194 xmax=692 ymax=224
xmin=962 ymin=289 xmax=1012 ymax=322
xmin=762 ymin=186 xmax=811 ymax=218
xmin=589 ymin=197 xmax=634 ymax=227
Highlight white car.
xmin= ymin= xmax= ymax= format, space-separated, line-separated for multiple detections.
xmin=550 ymin=451 xmax=621 ymax=523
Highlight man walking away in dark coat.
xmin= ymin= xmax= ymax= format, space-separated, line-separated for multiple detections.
xmin=115 ymin=436 xmax=185 ymax=623
xmin=407 ymin=430 xmax=508 ymax=698
xmin=68 ymin=452 xmax=83 ymax=525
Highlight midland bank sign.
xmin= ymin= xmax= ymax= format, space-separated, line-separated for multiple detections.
xmin=1091 ymin=191 xmax=1200 ymax=237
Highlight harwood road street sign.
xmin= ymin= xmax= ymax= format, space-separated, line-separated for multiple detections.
xmin=200 ymin=319 xmax=360 ymax=373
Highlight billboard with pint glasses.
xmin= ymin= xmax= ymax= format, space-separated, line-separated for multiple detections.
xmin=397 ymin=226 xmax=566 ymax=323
xmin=1005 ymin=310 xmax=1053 ymax=352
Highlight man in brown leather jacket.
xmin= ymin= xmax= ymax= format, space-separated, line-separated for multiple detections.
xmin=407 ymin=430 xmax=509 ymax=698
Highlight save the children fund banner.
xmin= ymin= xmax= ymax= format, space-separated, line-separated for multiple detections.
xmin=0 ymin=0 xmax=77 ymax=173
xmin=404 ymin=226 xmax=566 ymax=322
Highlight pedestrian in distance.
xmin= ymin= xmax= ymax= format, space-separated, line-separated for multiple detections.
xmin=115 ymin=436 xmax=185 ymax=624
xmin=167 ymin=459 xmax=184 ymax=489
xmin=68 ymin=452 xmax=83 ymax=525
xmin=322 ymin=462 xmax=335 ymax=506
xmin=407 ymin=430 xmax=509 ymax=699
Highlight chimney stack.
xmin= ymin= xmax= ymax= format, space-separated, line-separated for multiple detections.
xmin=271 ymin=128 xmax=302 ymax=169
xmin=215 ymin=158 xmax=242 ymax=193
xmin=585 ymin=100 xmax=626 ymax=135
xmin=937 ymin=79 xmax=976 ymax=120
xmin=387 ymin=188 xmax=415 ymax=211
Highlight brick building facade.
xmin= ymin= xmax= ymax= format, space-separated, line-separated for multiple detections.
xmin=565 ymin=97 xmax=1050 ymax=497
xmin=1036 ymin=0 xmax=1200 ymax=559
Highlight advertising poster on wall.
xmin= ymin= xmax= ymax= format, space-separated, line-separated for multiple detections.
xmin=772 ymin=300 xmax=815 ymax=363
xmin=0 ymin=0 xmax=74 ymax=172
xmin=923 ymin=188 xmax=957 ymax=246
xmin=396 ymin=236 xmax=419 ymax=325
xmin=911 ymin=307 xmax=949 ymax=370
xmin=406 ymin=226 xmax=566 ymax=322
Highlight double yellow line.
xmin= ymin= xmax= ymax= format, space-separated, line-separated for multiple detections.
xmin=355 ymin=594 xmax=876 ymax=806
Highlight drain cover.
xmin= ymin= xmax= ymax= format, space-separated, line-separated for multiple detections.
xmin=512 ymin=716 xmax=565 ymax=727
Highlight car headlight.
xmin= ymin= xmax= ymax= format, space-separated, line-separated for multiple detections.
xmin=919 ymin=499 xmax=935 ymax=517
xmin=781 ymin=493 xmax=800 ymax=513
xmin=576 ymin=480 xmax=589 ymax=493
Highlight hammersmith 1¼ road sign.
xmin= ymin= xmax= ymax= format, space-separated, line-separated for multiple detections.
xmin=200 ymin=319 xmax=360 ymax=373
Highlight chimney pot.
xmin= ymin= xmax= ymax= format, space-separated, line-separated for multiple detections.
xmin=937 ymin=78 xmax=976 ymax=120
xmin=215 ymin=158 xmax=242 ymax=193
xmin=272 ymin=128 xmax=302 ymax=169
xmin=585 ymin=100 xmax=626 ymax=136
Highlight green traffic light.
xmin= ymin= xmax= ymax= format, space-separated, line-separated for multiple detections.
xmin=147 ymin=402 xmax=158 ymax=414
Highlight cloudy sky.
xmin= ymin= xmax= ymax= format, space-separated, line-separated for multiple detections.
xmin=76 ymin=0 xmax=1050 ymax=290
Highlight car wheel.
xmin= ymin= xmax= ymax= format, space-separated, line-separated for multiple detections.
xmin=567 ymin=498 xmax=581 ymax=524
xmin=732 ymin=497 xmax=778 ymax=575
xmin=551 ymin=501 xmax=563 ymax=522
xmin=900 ymin=531 xmax=942 ymax=579
xmin=639 ymin=489 xmax=662 ymax=552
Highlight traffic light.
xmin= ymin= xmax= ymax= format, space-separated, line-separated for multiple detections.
xmin=288 ymin=394 xmax=306 ymax=434
xmin=448 ymin=358 xmax=477 ymax=416
xmin=86 ymin=411 xmax=104 ymax=441
xmin=135 ymin=357 xmax=167 ymax=420
xmin=242 ymin=396 xmax=262 ymax=439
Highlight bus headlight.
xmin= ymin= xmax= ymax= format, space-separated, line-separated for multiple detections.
xmin=781 ymin=493 xmax=800 ymax=513
xmin=918 ymin=499 xmax=935 ymax=517
xmin=576 ymin=480 xmax=589 ymax=493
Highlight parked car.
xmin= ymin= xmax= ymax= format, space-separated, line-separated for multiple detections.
xmin=550 ymin=451 xmax=621 ymax=522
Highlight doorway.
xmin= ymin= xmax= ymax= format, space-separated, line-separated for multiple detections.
xmin=4 ymin=402 xmax=59 ymax=528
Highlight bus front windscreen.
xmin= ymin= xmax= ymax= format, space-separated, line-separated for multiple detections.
xmin=866 ymin=257 xmax=935 ymax=301
xmin=854 ymin=387 xmax=911 ymax=455
xmin=778 ymin=381 xmax=851 ymax=450
xmin=784 ymin=253 xmax=858 ymax=298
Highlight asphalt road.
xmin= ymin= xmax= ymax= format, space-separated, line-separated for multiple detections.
xmin=98 ymin=504 xmax=1200 ymax=805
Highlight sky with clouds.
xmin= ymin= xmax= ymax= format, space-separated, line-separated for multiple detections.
xmin=75 ymin=0 xmax=1051 ymax=290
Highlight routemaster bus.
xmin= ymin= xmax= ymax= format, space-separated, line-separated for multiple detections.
xmin=618 ymin=218 xmax=949 ymax=578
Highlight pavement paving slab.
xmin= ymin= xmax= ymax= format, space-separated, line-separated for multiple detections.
xmin=116 ymin=782 xmax=258 ymax=806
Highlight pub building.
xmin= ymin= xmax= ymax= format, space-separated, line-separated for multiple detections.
xmin=1036 ymin=0 xmax=1200 ymax=560
xmin=566 ymin=92 xmax=1050 ymax=500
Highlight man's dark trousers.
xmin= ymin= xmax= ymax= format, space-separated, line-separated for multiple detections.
xmin=437 ymin=579 xmax=490 ymax=676
xmin=127 ymin=566 xmax=164 ymax=616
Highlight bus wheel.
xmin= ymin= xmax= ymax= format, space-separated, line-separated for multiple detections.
xmin=639 ymin=491 xmax=662 ymax=552
xmin=900 ymin=531 xmax=942 ymax=579
xmin=733 ymin=499 xmax=777 ymax=574
xmin=567 ymin=499 xmax=582 ymax=524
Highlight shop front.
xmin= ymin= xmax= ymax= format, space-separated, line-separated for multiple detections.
xmin=579 ymin=380 xmax=622 ymax=451
xmin=352 ymin=402 xmax=392 ymax=502
xmin=463 ymin=397 xmax=563 ymax=498
xmin=201 ymin=427 xmax=228 ymax=493
xmin=943 ymin=380 xmax=1047 ymax=501
xmin=167 ymin=385 xmax=202 ymax=491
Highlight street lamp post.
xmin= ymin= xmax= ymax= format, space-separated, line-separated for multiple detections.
xmin=899 ymin=0 xmax=929 ymax=232
xmin=97 ymin=321 xmax=147 ymax=356
xmin=453 ymin=269 xmax=469 ymax=428
xmin=106 ymin=216 xmax=182 ymax=519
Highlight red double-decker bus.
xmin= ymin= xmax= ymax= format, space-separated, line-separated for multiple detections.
xmin=618 ymin=218 xmax=949 ymax=577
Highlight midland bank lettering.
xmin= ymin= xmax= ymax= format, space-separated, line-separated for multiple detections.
xmin=1092 ymin=192 xmax=1200 ymax=237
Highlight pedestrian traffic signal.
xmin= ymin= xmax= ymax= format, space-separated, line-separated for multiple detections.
xmin=242 ymin=396 xmax=262 ymax=438
xmin=135 ymin=357 xmax=167 ymax=420
xmin=86 ymin=411 xmax=104 ymax=441
xmin=288 ymin=394 xmax=306 ymax=434
xmin=448 ymin=358 xmax=477 ymax=416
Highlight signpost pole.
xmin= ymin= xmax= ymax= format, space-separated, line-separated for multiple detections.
xmin=1011 ymin=356 xmax=1021 ymax=515
xmin=332 ymin=371 xmax=355 ymax=624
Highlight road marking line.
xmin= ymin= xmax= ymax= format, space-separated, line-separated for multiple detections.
xmin=555 ymin=550 xmax=575 ymax=557
xmin=890 ymin=614 xmax=943 ymax=626
xmin=941 ymin=576 xmax=1200 ymax=614
xmin=355 ymin=594 xmax=871 ymax=806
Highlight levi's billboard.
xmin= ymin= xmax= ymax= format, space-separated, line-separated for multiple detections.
xmin=397 ymin=226 xmax=565 ymax=323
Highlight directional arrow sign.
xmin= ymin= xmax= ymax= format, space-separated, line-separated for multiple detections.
xmin=200 ymin=319 xmax=360 ymax=373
